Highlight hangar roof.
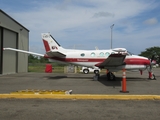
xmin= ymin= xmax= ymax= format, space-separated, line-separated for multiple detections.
xmin=0 ymin=9 xmax=29 ymax=32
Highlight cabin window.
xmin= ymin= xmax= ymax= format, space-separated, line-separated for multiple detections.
xmin=105 ymin=52 xmax=110 ymax=57
xmin=91 ymin=52 xmax=95 ymax=57
xmin=81 ymin=53 xmax=85 ymax=57
xmin=99 ymin=52 xmax=104 ymax=56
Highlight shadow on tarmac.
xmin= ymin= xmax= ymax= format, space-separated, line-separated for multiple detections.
xmin=98 ymin=75 xmax=121 ymax=87
xmin=43 ymin=73 xmax=152 ymax=87
xmin=45 ymin=76 xmax=68 ymax=80
xmin=98 ymin=75 xmax=151 ymax=87
xmin=44 ymin=75 xmax=94 ymax=80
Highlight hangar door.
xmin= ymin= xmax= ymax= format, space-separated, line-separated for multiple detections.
xmin=2 ymin=29 xmax=18 ymax=74
xmin=0 ymin=27 xmax=2 ymax=74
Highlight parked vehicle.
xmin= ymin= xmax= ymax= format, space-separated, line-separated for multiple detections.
xmin=80 ymin=67 xmax=100 ymax=74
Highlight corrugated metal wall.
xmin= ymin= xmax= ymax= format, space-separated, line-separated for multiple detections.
xmin=0 ymin=27 xmax=2 ymax=74
xmin=2 ymin=29 xmax=17 ymax=74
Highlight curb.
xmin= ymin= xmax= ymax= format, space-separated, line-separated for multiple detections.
xmin=0 ymin=94 xmax=160 ymax=100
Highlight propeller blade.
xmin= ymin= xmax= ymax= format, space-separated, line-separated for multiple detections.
xmin=151 ymin=55 xmax=155 ymax=62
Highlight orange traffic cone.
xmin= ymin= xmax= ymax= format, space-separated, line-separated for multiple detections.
xmin=120 ymin=68 xmax=129 ymax=93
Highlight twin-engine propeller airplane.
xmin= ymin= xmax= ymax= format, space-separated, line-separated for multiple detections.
xmin=3 ymin=33 xmax=156 ymax=80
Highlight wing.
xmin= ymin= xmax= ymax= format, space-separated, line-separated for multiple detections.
xmin=95 ymin=54 xmax=126 ymax=67
xmin=46 ymin=51 xmax=66 ymax=58
xmin=3 ymin=48 xmax=44 ymax=56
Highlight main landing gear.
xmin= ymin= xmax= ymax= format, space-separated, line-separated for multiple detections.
xmin=93 ymin=72 xmax=100 ymax=81
xmin=93 ymin=70 xmax=116 ymax=81
xmin=106 ymin=71 xmax=116 ymax=81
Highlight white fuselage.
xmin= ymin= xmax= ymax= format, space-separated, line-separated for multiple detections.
xmin=48 ymin=49 xmax=149 ymax=72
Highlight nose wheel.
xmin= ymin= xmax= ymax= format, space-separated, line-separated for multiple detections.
xmin=148 ymin=72 xmax=156 ymax=80
xmin=147 ymin=66 xmax=156 ymax=80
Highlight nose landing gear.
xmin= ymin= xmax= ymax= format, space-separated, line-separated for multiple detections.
xmin=148 ymin=72 xmax=156 ymax=80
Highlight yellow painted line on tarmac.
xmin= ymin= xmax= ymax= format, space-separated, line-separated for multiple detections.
xmin=0 ymin=94 xmax=160 ymax=100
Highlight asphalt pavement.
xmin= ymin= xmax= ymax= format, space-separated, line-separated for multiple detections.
xmin=0 ymin=99 xmax=160 ymax=120
xmin=0 ymin=68 xmax=160 ymax=120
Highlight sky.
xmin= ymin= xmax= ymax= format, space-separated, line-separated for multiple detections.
xmin=0 ymin=0 xmax=160 ymax=55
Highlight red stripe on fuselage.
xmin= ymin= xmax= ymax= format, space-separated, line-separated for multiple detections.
xmin=124 ymin=58 xmax=150 ymax=65
xmin=48 ymin=57 xmax=105 ymax=62
xmin=43 ymin=39 xmax=50 ymax=52
xmin=46 ymin=57 xmax=150 ymax=65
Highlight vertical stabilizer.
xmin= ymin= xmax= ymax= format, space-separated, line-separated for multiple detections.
xmin=41 ymin=33 xmax=62 ymax=52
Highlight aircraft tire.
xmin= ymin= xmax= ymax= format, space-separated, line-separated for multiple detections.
xmin=107 ymin=72 xmax=115 ymax=80
xmin=149 ymin=74 xmax=156 ymax=80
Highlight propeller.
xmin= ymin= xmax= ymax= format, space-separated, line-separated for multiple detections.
xmin=147 ymin=55 xmax=156 ymax=80
xmin=150 ymin=55 xmax=155 ymax=69
xmin=150 ymin=55 xmax=155 ymax=63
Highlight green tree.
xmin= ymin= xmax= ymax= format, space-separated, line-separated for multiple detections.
xmin=39 ymin=56 xmax=49 ymax=63
xmin=28 ymin=54 xmax=39 ymax=63
xmin=28 ymin=54 xmax=50 ymax=63
xmin=139 ymin=46 xmax=160 ymax=64
xmin=28 ymin=54 xmax=66 ymax=66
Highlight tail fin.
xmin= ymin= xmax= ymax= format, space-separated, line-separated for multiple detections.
xmin=41 ymin=33 xmax=62 ymax=52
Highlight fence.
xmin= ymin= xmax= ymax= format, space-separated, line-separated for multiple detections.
xmin=28 ymin=63 xmax=107 ymax=73
xmin=28 ymin=63 xmax=80 ymax=73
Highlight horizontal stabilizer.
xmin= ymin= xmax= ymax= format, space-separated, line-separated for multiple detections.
xmin=45 ymin=51 xmax=66 ymax=58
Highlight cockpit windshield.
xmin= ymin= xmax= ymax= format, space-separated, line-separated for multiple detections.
xmin=121 ymin=51 xmax=134 ymax=56
xmin=126 ymin=51 xmax=134 ymax=56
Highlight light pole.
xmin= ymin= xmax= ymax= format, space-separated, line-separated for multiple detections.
xmin=110 ymin=24 xmax=114 ymax=49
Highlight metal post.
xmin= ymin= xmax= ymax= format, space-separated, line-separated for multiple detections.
xmin=110 ymin=24 xmax=114 ymax=49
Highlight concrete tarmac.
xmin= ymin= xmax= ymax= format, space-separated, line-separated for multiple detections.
xmin=0 ymin=68 xmax=160 ymax=120
xmin=0 ymin=68 xmax=160 ymax=94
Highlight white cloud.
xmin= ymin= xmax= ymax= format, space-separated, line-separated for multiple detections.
xmin=143 ymin=18 xmax=158 ymax=25
xmin=93 ymin=12 xmax=114 ymax=18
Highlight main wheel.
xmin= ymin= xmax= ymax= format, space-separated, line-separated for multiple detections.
xmin=107 ymin=72 xmax=115 ymax=80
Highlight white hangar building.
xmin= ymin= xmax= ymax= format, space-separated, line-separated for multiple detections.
xmin=0 ymin=9 xmax=29 ymax=75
